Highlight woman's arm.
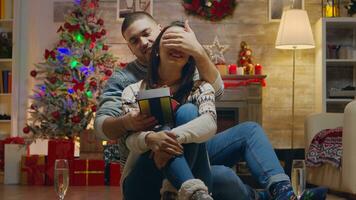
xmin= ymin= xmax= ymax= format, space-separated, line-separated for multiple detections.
xmin=172 ymin=81 xmax=217 ymax=143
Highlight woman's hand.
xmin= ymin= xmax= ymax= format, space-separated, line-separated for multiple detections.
xmin=152 ymin=151 xmax=173 ymax=169
xmin=122 ymin=110 xmax=157 ymax=132
xmin=145 ymin=131 xmax=183 ymax=155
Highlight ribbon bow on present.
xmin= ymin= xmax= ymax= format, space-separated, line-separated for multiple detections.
xmin=22 ymin=155 xmax=45 ymax=185
xmin=3 ymin=137 xmax=25 ymax=144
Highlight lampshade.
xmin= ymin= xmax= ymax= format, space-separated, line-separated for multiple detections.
xmin=275 ymin=9 xmax=315 ymax=50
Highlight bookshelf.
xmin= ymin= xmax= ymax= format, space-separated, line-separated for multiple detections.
xmin=0 ymin=0 xmax=13 ymax=138
xmin=315 ymin=17 xmax=356 ymax=113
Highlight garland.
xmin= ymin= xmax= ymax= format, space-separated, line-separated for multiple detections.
xmin=182 ymin=0 xmax=237 ymax=21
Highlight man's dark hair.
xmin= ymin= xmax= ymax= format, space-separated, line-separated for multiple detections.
xmin=146 ymin=21 xmax=196 ymax=103
xmin=121 ymin=12 xmax=156 ymax=36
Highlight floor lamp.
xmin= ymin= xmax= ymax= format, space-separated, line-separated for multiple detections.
xmin=275 ymin=9 xmax=315 ymax=150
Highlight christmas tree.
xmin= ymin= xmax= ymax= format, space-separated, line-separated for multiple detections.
xmin=23 ymin=0 xmax=117 ymax=139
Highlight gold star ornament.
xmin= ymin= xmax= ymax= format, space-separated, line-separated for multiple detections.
xmin=203 ymin=36 xmax=229 ymax=64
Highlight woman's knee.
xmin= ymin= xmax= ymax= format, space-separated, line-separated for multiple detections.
xmin=175 ymin=103 xmax=198 ymax=125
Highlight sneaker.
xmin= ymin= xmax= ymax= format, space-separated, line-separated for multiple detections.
xmin=161 ymin=191 xmax=178 ymax=200
xmin=190 ymin=190 xmax=213 ymax=200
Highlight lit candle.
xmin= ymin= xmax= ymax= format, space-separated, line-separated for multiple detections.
xmin=228 ymin=64 xmax=237 ymax=75
xmin=255 ymin=64 xmax=263 ymax=75
xmin=237 ymin=67 xmax=244 ymax=75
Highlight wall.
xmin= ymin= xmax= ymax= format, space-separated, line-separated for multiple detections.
xmin=19 ymin=0 xmax=323 ymax=148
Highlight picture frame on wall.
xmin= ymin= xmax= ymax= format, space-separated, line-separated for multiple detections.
xmin=117 ymin=0 xmax=153 ymax=21
xmin=268 ymin=0 xmax=304 ymax=22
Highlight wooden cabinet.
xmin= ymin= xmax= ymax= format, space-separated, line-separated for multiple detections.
xmin=315 ymin=18 xmax=356 ymax=113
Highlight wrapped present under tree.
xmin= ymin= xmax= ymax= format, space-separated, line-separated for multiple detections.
xmin=21 ymin=155 xmax=46 ymax=185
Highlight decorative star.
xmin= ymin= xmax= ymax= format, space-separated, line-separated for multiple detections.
xmin=203 ymin=36 xmax=229 ymax=64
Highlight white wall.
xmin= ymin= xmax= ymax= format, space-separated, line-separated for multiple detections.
xmin=15 ymin=0 xmax=69 ymax=136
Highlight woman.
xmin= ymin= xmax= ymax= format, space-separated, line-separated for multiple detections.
xmin=121 ymin=21 xmax=216 ymax=200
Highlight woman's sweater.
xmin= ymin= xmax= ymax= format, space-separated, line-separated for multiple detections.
xmin=119 ymin=80 xmax=217 ymax=183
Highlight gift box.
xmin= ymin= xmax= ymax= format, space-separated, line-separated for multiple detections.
xmin=103 ymin=144 xmax=120 ymax=164
xmin=80 ymin=130 xmax=103 ymax=153
xmin=20 ymin=155 xmax=46 ymax=185
xmin=71 ymin=159 xmax=105 ymax=186
xmin=109 ymin=163 xmax=121 ymax=186
xmin=1 ymin=137 xmax=25 ymax=171
xmin=0 ymin=171 xmax=4 ymax=184
xmin=46 ymin=139 xmax=74 ymax=185
xmin=4 ymin=144 xmax=27 ymax=184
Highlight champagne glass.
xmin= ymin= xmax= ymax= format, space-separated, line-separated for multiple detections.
xmin=291 ymin=159 xmax=306 ymax=199
xmin=54 ymin=159 xmax=69 ymax=200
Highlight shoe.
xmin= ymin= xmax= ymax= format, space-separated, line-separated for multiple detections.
xmin=190 ymin=190 xmax=213 ymax=200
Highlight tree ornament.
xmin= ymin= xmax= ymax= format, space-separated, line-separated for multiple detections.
xmin=97 ymin=18 xmax=104 ymax=26
xmin=82 ymin=56 xmax=91 ymax=66
xmin=101 ymin=29 xmax=106 ymax=36
xmin=102 ymin=45 xmax=109 ymax=51
xmin=30 ymin=70 xmax=37 ymax=77
xmin=51 ymin=111 xmax=60 ymax=119
xmin=49 ymin=77 xmax=57 ymax=84
xmin=203 ymin=36 xmax=229 ymax=64
xmin=91 ymin=105 xmax=97 ymax=112
xmin=23 ymin=126 xmax=30 ymax=134
xmin=105 ymin=69 xmax=112 ymax=76
xmin=71 ymin=116 xmax=81 ymax=123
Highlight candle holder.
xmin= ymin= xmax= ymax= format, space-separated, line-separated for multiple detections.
xmin=322 ymin=0 xmax=340 ymax=17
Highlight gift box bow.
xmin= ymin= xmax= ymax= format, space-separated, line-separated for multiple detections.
xmin=3 ymin=137 xmax=25 ymax=144
xmin=21 ymin=155 xmax=45 ymax=185
xmin=74 ymin=160 xmax=104 ymax=186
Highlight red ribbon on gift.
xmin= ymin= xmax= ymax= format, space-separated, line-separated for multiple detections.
xmin=3 ymin=137 xmax=25 ymax=144
xmin=21 ymin=155 xmax=45 ymax=185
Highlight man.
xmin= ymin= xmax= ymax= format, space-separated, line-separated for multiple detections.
xmin=95 ymin=12 xmax=327 ymax=200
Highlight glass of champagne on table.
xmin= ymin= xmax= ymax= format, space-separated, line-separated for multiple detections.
xmin=291 ymin=159 xmax=306 ymax=199
xmin=54 ymin=159 xmax=69 ymax=200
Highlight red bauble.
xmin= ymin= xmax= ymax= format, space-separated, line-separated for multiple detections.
xmin=101 ymin=29 xmax=106 ymax=36
xmin=30 ymin=70 xmax=37 ymax=77
xmin=49 ymin=77 xmax=57 ymax=84
xmin=51 ymin=111 xmax=60 ymax=119
xmin=119 ymin=62 xmax=127 ymax=67
xmin=82 ymin=57 xmax=91 ymax=66
xmin=89 ymin=81 xmax=97 ymax=87
xmin=84 ymin=33 xmax=91 ymax=40
xmin=91 ymin=105 xmax=97 ymax=112
xmin=71 ymin=116 xmax=81 ymax=123
xmin=30 ymin=104 xmax=37 ymax=110
xmin=97 ymin=18 xmax=104 ymax=26
xmin=23 ymin=126 xmax=30 ymax=134
xmin=95 ymin=32 xmax=101 ymax=39
xmin=105 ymin=70 xmax=112 ymax=76
xmin=102 ymin=45 xmax=109 ymax=51
xmin=64 ymin=22 xmax=71 ymax=29
xmin=91 ymin=34 xmax=96 ymax=42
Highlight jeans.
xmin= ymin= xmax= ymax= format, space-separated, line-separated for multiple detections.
xmin=207 ymin=122 xmax=290 ymax=199
xmin=123 ymin=103 xmax=212 ymax=200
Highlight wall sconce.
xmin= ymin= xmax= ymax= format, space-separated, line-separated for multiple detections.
xmin=322 ymin=0 xmax=340 ymax=17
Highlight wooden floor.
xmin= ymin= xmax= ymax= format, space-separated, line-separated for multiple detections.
xmin=0 ymin=185 xmax=351 ymax=200
xmin=0 ymin=185 xmax=123 ymax=200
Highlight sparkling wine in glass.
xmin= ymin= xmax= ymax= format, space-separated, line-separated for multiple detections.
xmin=54 ymin=159 xmax=69 ymax=200
xmin=291 ymin=159 xmax=306 ymax=199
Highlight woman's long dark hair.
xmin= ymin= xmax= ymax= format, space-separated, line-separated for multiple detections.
xmin=146 ymin=21 xmax=196 ymax=103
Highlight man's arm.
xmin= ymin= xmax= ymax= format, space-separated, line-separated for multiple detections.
xmin=161 ymin=20 xmax=224 ymax=98
xmin=94 ymin=71 xmax=156 ymax=140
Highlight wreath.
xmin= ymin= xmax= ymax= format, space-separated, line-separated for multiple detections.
xmin=182 ymin=0 xmax=237 ymax=21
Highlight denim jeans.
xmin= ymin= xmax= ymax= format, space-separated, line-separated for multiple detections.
xmin=123 ymin=103 xmax=212 ymax=200
xmin=207 ymin=122 xmax=290 ymax=200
